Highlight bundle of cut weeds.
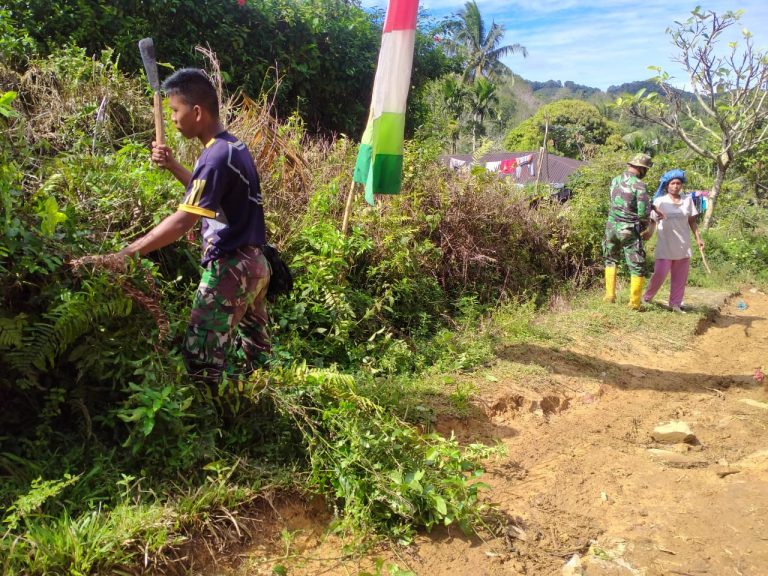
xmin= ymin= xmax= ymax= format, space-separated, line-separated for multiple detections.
xmin=245 ymin=363 xmax=501 ymax=542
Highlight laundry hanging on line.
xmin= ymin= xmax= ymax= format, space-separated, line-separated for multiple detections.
xmin=500 ymin=159 xmax=516 ymax=174
xmin=690 ymin=190 xmax=709 ymax=214
xmin=515 ymin=154 xmax=535 ymax=176
xmin=493 ymin=155 xmax=535 ymax=177
xmin=450 ymin=154 xmax=536 ymax=176
xmin=449 ymin=157 xmax=467 ymax=170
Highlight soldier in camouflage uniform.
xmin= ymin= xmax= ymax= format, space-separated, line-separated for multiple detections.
xmin=603 ymin=153 xmax=653 ymax=309
xmin=92 ymin=69 xmax=271 ymax=385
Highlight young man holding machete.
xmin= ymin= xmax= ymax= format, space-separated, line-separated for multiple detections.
xmin=87 ymin=69 xmax=271 ymax=385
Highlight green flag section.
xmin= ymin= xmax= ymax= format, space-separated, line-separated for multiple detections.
xmin=353 ymin=112 xmax=406 ymax=204
xmin=352 ymin=0 xmax=418 ymax=206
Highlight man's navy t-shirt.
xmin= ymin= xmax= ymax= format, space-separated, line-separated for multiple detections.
xmin=178 ymin=131 xmax=266 ymax=265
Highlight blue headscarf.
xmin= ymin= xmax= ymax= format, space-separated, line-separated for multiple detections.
xmin=654 ymin=169 xmax=686 ymax=199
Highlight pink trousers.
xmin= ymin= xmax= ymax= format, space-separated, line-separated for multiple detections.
xmin=643 ymin=258 xmax=690 ymax=308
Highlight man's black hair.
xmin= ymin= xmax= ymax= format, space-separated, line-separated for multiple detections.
xmin=162 ymin=68 xmax=219 ymax=118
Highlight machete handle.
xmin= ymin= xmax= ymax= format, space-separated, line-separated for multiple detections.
xmin=153 ymin=91 xmax=165 ymax=146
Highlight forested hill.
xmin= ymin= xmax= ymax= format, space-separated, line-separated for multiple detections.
xmin=525 ymin=77 xmax=687 ymax=103
xmin=528 ymin=79 xmax=605 ymax=101
xmin=502 ymin=75 xmax=692 ymax=128
xmin=607 ymin=80 xmax=661 ymax=95
xmin=502 ymin=75 xmax=634 ymax=126
xmin=606 ymin=79 xmax=693 ymax=100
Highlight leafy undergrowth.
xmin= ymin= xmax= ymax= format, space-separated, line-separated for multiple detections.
xmin=1 ymin=364 xmax=502 ymax=575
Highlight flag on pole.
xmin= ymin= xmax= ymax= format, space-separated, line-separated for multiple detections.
xmin=353 ymin=0 xmax=419 ymax=205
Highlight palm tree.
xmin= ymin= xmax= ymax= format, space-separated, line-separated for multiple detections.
xmin=440 ymin=75 xmax=470 ymax=153
xmin=440 ymin=0 xmax=528 ymax=84
xmin=470 ymin=77 xmax=499 ymax=150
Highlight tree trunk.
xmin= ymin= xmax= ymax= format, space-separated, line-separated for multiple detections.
xmin=702 ymin=163 xmax=727 ymax=230
xmin=472 ymin=110 xmax=483 ymax=152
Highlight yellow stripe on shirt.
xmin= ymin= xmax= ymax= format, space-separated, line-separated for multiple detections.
xmin=185 ymin=180 xmax=198 ymax=205
xmin=178 ymin=204 xmax=216 ymax=218
xmin=188 ymin=179 xmax=206 ymax=206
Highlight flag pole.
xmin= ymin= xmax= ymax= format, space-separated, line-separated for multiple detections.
xmin=534 ymin=118 xmax=548 ymax=196
xmin=341 ymin=179 xmax=357 ymax=235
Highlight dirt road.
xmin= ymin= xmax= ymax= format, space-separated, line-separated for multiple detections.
xmin=226 ymin=288 xmax=768 ymax=576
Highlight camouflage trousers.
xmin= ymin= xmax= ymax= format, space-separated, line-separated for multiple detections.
xmin=602 ymin=222 xmax=646 ymax=277
xmin=183 ymin=246 xmax=271 ymax=383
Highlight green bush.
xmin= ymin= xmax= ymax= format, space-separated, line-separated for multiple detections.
xmin=703 ymin=191 xmax=768 ymax=283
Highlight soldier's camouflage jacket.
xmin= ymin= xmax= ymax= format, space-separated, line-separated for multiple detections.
xmin=606 ymin=171 xmax=650 ymax=228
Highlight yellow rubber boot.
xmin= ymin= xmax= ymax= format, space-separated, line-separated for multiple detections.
xmin=603 ymin=265 xmax=617 ymax=303
xmin=628 ymin=275 xmax=645 ymax=310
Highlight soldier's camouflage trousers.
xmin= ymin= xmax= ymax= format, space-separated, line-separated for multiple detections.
xmin=183 ymin=246 xmax=271 ymax=384
xmin=602 ymin=222 xmax=646 ymax=277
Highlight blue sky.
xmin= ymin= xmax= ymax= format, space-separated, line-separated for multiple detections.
xmin=363 ymin=1 xmax=768 ymax=91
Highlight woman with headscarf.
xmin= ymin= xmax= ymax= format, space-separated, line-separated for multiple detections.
xmin=642 ymin=169 xmax=704 ymax=312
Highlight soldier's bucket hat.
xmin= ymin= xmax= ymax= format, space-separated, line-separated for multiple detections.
xmin=627 ymin=153 xmax=653 ymax=169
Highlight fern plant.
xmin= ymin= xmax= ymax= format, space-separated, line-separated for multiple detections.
xmin=6 ymin=276 xmax=133 ymax=384
xmin=0 ymin=314 xmax=26 ymax=348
